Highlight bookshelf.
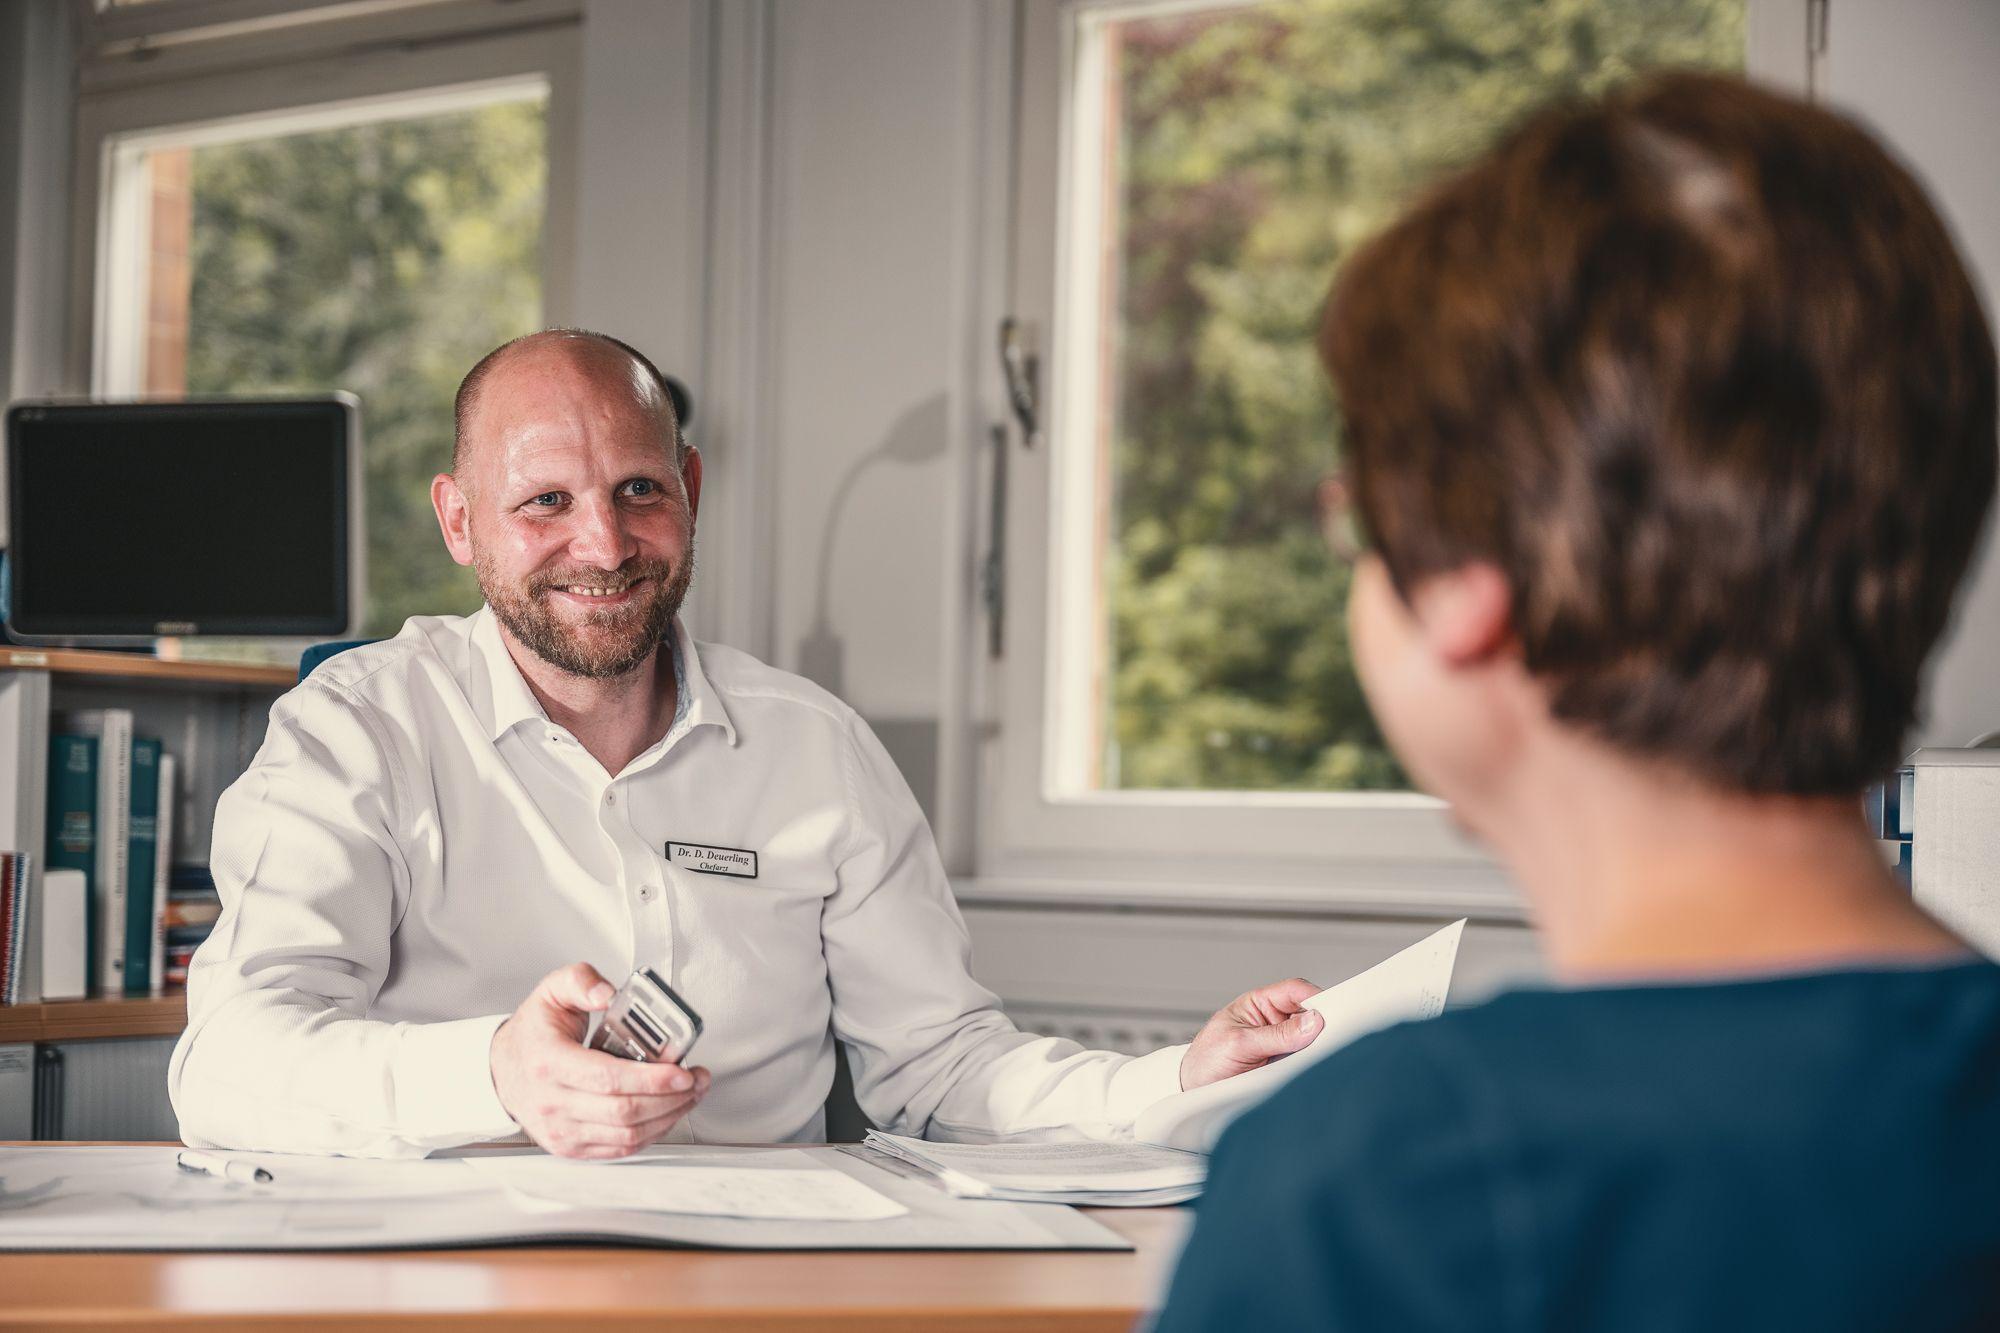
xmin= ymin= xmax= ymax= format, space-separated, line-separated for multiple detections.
xmin=0 ymin=647 xmax=294 ymax=1138
xmin=0 ymin=648 xmax=294 ymax=689
xmin=0 ymin=995 xmax=187 ymax=1043
xmin=1 ymin=647 xmax=293 ymax=1011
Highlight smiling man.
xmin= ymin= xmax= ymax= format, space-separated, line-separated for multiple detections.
xmin=168 ymin=329 xmax=1321 ymax=1159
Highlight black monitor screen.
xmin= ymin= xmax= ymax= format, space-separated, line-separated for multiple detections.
xmin=5 ymin=398 xmax=356 ymax=638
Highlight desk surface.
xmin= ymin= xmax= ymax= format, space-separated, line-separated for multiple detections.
xmin=0 ymin=1185 xmax=1187 ymax=1332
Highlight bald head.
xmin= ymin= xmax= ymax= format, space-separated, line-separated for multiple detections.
xmin=452 ymin=328 xmax=683 ymax=478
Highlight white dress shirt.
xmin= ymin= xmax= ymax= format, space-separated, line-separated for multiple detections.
xmin=170 ymin=609 xmax=1185 ymax=1157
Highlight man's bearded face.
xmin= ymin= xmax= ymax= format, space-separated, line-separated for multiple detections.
xmin=443 ymin=338 xmax=699 ymax=682
xmin=475 ymin=536 xmax=694 ymax=681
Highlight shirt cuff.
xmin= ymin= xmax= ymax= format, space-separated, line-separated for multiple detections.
xmin=1100 ymin=1043 xmax=1190 ymax=1128
xmin=389 ymin=1012 xmax=518 ymax=1148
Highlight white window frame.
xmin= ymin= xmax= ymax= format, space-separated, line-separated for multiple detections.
xmin=977 ymin=0 xmax=1810 ymax=917
xmin=66 ymin=0 xmax=581 ymax=396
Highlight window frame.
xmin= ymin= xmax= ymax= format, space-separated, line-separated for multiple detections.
xmin=66 ymin=0 xmax=581 ymax=398
xmin=978 ymin=0 xmax=1804 ymax=916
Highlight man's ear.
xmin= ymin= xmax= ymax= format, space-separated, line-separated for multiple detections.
xmin=680 ymin=444 xmax=703 ymax=523
xmin=431 ymin=473 xmax=475 ymax=568
xmin=1409 ymin=562 xmax=1514 ymax=666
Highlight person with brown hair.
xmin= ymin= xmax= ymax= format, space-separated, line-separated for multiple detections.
xmin=1156 ymin=71 xmax=1999 ymax=1330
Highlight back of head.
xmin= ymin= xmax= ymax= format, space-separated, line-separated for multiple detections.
xmin=1322 ymin=72 xmax=1997 ymax=796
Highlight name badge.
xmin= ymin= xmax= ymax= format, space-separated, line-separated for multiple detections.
xmin=666 ymin=841 xmax=759 ymax=878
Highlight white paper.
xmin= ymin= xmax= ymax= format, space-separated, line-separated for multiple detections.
xmin=1133 ymin=919 xmax=1465 ymax=1152
xmin=463 ymin=1149 xmax=908 ymax=1221
xmin=0 ymin=1145 xmax=1120 ymax=1252
xmin=863 ymin=1134 xmax=1204 ymax=1195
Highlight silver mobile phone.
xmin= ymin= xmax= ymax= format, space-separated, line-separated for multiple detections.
xmin=588 ymin=968 xmax=703 ymax=1064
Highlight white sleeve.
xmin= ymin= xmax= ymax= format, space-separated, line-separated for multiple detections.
xmin=821 ymin=712 xmax=1189 ymax=1143
xmin=167 ymin=681 xmax=518 ymax=1158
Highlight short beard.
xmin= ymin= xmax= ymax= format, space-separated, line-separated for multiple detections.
xmin=478 ymin=542 xmax=694 ymax=681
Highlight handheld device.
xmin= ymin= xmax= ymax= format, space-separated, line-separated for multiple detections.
xmin=588 ymin=968 xmax=703 ymax=1064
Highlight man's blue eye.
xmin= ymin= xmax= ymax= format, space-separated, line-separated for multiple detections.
xmin=627 ymin=479 xmax=657 ymax=496
xmin=531 ymin=493 xmax=562 ymax=506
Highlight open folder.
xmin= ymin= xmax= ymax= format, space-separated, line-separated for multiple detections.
xmin=0 ymin=1144 xmax=1131 ymax=1252
xmin=856 ymin=920 xmax=1466 ymax=1204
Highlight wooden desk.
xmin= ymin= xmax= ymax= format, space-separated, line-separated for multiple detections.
xmin=0 ymin=1173 xmax=1188 ymax=1331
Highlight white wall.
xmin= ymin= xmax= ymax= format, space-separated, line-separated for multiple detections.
xmin=575 ymin=0 xmax=1000 ymax=833
xmin=764 ymin=0 xmax=967 ymax=733
xmin=1823 ymin=0 xmax=2000 ymax=751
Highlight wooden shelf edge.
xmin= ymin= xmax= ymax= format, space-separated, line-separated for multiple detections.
xmin=0 ymin=646 xmax=295 ymax=688
xmin=0 ymin=994 xmax=188 ymax=1044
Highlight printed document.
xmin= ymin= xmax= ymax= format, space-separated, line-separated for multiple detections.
xmin=862 ymin=1133 xmax=1205 ymax=1205
xmin=463 ymin=1148 xmax=907 ymax=1220
xmin=0 ymin=1144 xmax=1124 ymax=1251
xmin=1133 ymin=919 xmax=1465 ymax=1151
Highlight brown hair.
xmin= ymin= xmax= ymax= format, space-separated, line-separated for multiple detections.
xmin=1320 ymin=72 xmax=1997 ymax=795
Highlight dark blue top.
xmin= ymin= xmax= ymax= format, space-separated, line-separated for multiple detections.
xmin=1156 ymin=961 xmax=2000 ymax=1332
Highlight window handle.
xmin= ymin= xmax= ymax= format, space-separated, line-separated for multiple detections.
xmin=999 ymin=317 xmax=1040 ymax=448
xmin=983 ymin=422 xmax=1009 ymax=659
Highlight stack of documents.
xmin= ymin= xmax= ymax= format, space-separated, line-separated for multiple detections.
xmin=859 ymin=1133 xmax=1207 ymax=1206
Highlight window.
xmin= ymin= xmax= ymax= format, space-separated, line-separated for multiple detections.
xmin=96 ymin=86 xmax=549 ymax=634
xmin=72 ymin=6 xmax=578 ymax=650
xmin=989 ymin=0 xmax=1748 ymax=903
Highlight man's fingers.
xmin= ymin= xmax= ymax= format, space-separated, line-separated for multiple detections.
xmin=559 ymin=1103 xmax=703 ymax=1159
xmin=1232 ymin=1006 xmax=1324 ymax=1062
xmin=1258 ymin=977 xmax=1323 ymax=1011
xmin=1236 ymin=977 xmax=1321 ymax=1021
xmin=539 ymin=962 xmax=615 ymax=1015
xmin=554 ymin=1047 xmax=704 ymax=1096
xmin=562 ymin=1086 xmax=703 ymax=1129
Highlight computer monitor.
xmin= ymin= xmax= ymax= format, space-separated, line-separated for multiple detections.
xmin=3 ymin=396 xmax=363 ymax=643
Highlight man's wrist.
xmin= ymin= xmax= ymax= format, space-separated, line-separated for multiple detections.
xmin=391 ymin=1012 xmax=520 ymax=1145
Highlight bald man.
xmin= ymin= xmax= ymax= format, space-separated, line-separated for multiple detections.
xmin=169 ymin=329 xmax=1323 ymax=1159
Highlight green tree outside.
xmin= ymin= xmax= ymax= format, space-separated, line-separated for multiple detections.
xmin=1102 ymin=0 xmax=1743 ymax=791
xmin=183 ymin=96 xmax=547 ymax=636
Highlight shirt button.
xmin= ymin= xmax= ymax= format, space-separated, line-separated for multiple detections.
xmin=637 ymin=887 xmax=651 ymax=900
xmin=605 ymin=791 xmax=616 ymax=806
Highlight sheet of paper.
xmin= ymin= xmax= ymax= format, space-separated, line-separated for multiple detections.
xmin=463 ymin=1148 xmax=908 ymax=1221
xmin=865 ymin=1134 xmax=1205 ymax=1193
xmin=0 ymin=1145 xmax=1124 ymax=1251
xmin=1132 ymin=919 xmax=1465 ymax=1153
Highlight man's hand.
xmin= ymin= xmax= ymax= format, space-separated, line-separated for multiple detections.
xmin=1178 ymin=978 xmax=1324 ymax=1091
xmin=489 ymin=962 xmax=711 ymax=1159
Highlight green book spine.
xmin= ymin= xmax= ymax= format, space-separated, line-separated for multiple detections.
xmin=46 ymin=735 xmax=99 ymax=990
xmin=125 ymin=738 xmax=162 ymax=995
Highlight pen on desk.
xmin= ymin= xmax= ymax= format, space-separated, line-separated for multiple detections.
xmin=176 ymin=1149 xmax=274 ymax=1185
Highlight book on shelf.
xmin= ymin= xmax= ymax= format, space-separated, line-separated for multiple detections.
xmin=147 ymin=754 xmax=176 ymax=996
xmin=0 ymin=670 xmax=51 ymax=1005
xmin=38 ymin=868 xmax=86 ymax=1002
xmin=0 ymin=852 xmax=28 ymax=1005
xmin=44 ymin=733 xmax=98 ymax=996
xmin=57 ymin=709 xmax=133 ymax=996
xmin=125 ymin=738 xmax=162 ymax=995
xmin=163 ymin=865 xmax=219 ymax=990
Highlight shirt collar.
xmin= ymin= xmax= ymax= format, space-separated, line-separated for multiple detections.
xmin=467 ymin=606 xmax=736 ymax=747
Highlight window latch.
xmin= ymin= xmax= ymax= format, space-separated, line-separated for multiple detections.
xmin=999 ymin=317 xmax=1040 ymax=448
xmin=984 ymin=318 xmax=1040 ymax=659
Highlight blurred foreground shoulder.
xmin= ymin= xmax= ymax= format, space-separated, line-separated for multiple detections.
xmin=1155 ymin=1018 xmax=1519 ymax=1333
